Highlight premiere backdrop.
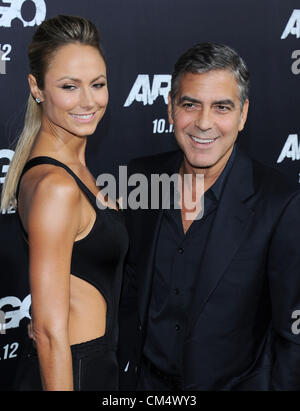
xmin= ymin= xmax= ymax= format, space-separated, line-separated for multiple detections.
xmin=0 ymin=0 xmax=300 ymax=390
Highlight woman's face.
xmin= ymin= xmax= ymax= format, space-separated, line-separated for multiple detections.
xmin=31 ymin=43 xmax=108 ymax=138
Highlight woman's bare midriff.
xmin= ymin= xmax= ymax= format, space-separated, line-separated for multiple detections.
xmin=68 ymin=274 xmax=107 ymax=345
xmin=67 ymin=191 xmax=109 ymax=345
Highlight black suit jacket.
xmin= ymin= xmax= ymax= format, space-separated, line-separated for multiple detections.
xmin=118 ymin=148 xmax=300 ymax=390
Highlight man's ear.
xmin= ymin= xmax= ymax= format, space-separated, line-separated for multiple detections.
xmin=28 ymin=74 xmax=44 ymax=103
xmin=238 ymin=99 xmax=249 ymax=132
xmin=168 ymin=93 xmax=174 ymax=125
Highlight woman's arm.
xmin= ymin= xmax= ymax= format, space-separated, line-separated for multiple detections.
xmin=24 ymin=172 xmax=81 ymax=390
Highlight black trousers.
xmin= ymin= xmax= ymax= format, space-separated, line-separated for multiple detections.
xmin=14 ymin=336 xmax=119 ymax=391
xmin=137 ymin=356 xmax=183 ymax=391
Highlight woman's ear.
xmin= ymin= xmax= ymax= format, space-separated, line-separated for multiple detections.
xmin=28 ymin=74 xmax=44 ymax=103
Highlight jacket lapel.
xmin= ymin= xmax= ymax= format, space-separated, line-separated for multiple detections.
xmin=137 ymin=208 xmax=163 ymax=322
xmin=186 ymin=149 xmax=256 ymax=335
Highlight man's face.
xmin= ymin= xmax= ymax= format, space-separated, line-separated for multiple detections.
xmin=168 ymin=70 xmax=249 ymax=173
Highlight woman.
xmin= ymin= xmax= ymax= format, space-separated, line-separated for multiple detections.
xmin=0 ymin=15 xmax=128 ymax=391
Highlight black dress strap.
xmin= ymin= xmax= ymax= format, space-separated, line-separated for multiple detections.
xmin=16 ymin=156 xmax=98 ymax=210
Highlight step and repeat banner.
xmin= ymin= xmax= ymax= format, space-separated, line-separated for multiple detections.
xmin=0 ymin=0 xmax=300 ymax=390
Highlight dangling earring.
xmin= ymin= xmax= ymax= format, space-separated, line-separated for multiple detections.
xmin=35 ymin=97 xmax=41 ymax=104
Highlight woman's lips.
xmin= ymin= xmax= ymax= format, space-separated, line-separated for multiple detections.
xmin=70 ymin=112 xmax=96 ymax=123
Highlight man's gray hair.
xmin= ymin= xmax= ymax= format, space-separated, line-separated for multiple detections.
xmin=170 ymin=42 xmax=249 ymax=110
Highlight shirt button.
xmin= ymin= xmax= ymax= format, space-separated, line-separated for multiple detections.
xmin=175 ymin=324 xmax=180 ymax=331
xmin=174 ymin=288 xmax=180 ymax=295
xmin=178 ymin=247 xmax=184 ymax=254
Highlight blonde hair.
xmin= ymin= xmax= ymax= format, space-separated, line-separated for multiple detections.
xmin=0 ymin=15 xmax=104 ymax=211
xmin=1 ymin=95 xmax=42 ymax=210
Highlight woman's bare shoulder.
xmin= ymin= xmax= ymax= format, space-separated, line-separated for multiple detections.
xmin=20 ymin=163 xmax=80 ymax=205
xmin=19 ymin=164 xmax=82 ymax=234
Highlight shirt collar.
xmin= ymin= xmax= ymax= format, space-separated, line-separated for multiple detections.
xmin=171 ymin=144 xmax=237 ymax=206
xmin=208 ymin=145 xmax=236 ymax=201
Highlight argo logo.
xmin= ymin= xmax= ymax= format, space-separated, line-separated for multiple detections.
xmin=281 ymin=9 xmax=300 ymax=39
xmin=277 ymin=134 xmax=300 ymax=163
xmin=124 ymin=74 xmax=171 ymax=107
xmin=281 ymin=10 xmax=300 ymax=75
xmin=0 ymin=0 xmax=46 ymax=27
xmin=0 ymin=294 xmax=31 ymax=333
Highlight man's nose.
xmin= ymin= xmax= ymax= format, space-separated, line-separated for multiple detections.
xmin=195 ymin=108 xmax=213 ymax=131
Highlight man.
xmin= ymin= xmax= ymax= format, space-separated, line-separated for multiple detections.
xmin=118 ymin=43 xmax=300 ymax=390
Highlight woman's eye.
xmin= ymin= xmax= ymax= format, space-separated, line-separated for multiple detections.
xmin=62 ymin=85 xmax=76 ymax=90
xmin=93 ymin=82 xmax=106 ymax=88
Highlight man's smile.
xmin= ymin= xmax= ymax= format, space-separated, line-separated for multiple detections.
xmin=188 ymin=134 xmax=220 ymax=146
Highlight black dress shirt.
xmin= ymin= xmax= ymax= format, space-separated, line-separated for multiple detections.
xmin=143 ymin=147 xmax=236 ymax=376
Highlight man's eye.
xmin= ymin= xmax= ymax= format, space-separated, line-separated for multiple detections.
xmin=182 ymin=103 xmax=195 ymax=109
xmin=217 ymin=105 xmax=230 ymax=111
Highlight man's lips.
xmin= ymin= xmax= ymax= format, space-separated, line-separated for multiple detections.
xmin=189 ymin=134 xmax=219 ymax=145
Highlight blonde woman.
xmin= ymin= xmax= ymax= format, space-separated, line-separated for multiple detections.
xmin=1 ymin=15 xmax=128 ymax=391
